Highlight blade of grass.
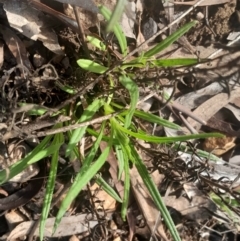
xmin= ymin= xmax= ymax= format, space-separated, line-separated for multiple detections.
xmin=106 ymin=0 xmax=127 ymax=32
xmin=115 ymin=123 xmax=224 ymax=143
xmin=54 ymin=122 xmax=111 ymax=232
xmin=133 ymin=110 xmax=181 ymax=130
xmin=87 ymin=35 xmax=106 ymax=51
xmin=95 ymin=175 xmax=122 ymax=203
xmin=149 ymin=58 xmax=200 ymax=67
xmin=121 ymin=149 xmax=130 ymax=220
xmin=144 ymin=21 xmax=197 ymax=58
xmin=111 ymin=119 xmax=131 ymax=219
xmin=66 ymin=98 xmax=105 ymax=156
xmin=131 ymin=146 xmax=181 ymax=241
xmin=115 ymin=145 xmax=124 ymax=180
xmin=40 ymin=126 xmax=64 ymax=241
xmin=77 ymin=59 xmax=108 ymax=74
xmin=119 ymin=75 xmax=139 ymax=128
xmin=99 ymin=5 xmax=127 ymax=56
xmin=55 ymin=80 xmax=78 ymax=94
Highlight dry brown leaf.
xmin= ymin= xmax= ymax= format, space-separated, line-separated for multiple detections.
xmin=0 ymin=25 xmax=32 ymax=70
xmin=230 ymin=96 xmax=240 ymax=108
xmin=187 ymin=88 xmax=240 ymax=131
xmin=162 ymin=188 xmax=216 ymax=222
xmin=2 ymin=1 xmax=64 ymax=55
xmin=130 ymin=166 xmax=168 ymax=241
xmin=99 ymin=141 xmax=124 ymax=200
xmin=206 ymin=114 xmax=238 ymax=136
xmin=203 ymin=136 xmax=236 ymax=155
xmin=90 ymin=183 xmax=116 ymax=211
xmin=64 ymin=0 xmax=117 ymax=29
xmin=0 ymin=141 xmax=39 ymax=183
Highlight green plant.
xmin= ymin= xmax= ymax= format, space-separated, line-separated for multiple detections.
xmin=0 ymin=5 xmax=224 ymax=241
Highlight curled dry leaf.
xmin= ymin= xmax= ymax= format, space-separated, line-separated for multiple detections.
xmin=0 ymin=25 xmax=33 ymax=70
xmin=203 ymin=136 xmax=236 ymax=156
xmin=90 ymin=183 xmax=116 ymax=211
xmin=0 ymin=141 xmax=39 ymax=183
xmin=187 ymin=88 xmax=240 ymax=131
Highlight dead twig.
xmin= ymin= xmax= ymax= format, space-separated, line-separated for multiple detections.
xmin=172 ymin=0 xmax=230 ymax=6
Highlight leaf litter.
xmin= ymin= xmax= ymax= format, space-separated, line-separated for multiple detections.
xmin=0 ymin=0 xmax=240 ymax=240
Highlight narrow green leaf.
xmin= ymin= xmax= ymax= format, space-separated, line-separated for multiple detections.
xmin=40 ymin=128 xmax=64 ymax=241
xmin=17 ymin=103 xmax=48 ymax=115
xmin=95 ymin=175 xmax=122 ymax=203
xmin=55 ymin=80 xmax=78 ymax=94
xmin=66 ymin=98 xmax=104 ymax=156
xmin=116 ymin=124 xmax=224 ymax=143
xmin=87 ymin=35 xmax=106 ymax=51
xmin=144 ymin=21 xmax=197 ymax=58
xmin=106 ymin=0 xmax=127 ymax=32
xmin=54 ymin=123 xmax=111 ymax=232
xmin=131 ymin=147 xmax=181 ymax=241
xmin=111 ymin=118 xmax=129 ymax=146
xmin=149 ymin=58 xmax=199 ymax=67
xmin=77 ymin=59 xmax=108 ymax=74
xmin=121 ymin=153 xmax=130 ymax=220
xmin=119 ymin=75 xmax=139 ymax=128
xmin=134 ymin=110 xmax=181 ymax=130
xmin=122 ymin=57 xmax=147 ymax=69
xmin=99 ymin=5 xmax=127 ymax=56
xmin=115 ymin=145 xmax=124 ymax=179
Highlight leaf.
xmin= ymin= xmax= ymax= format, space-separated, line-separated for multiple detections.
xmin=119 ymin=75 xmax=139 ymax=128
xmin=133 ymin=110 xmax=181 ymax=130
xmin=0 ymin=135 xmax=54 ymax=184
xmin=40 ymin=127 xmax=64 ymax=241
xmin=115 ymin=145 xmax=124 ymax=179
xmin=87 ymin=36 xmax=106 ymax=51
xmin=99 ymin=5 xmax=127 ymax=56
xmin=54 ymin=123 xmax=112 ymax=232
xmin=55 ymin=81 xmax=78 ymax=94
xmin=121 ymin=151 xmax=130 ymax=220
xmin=106 ymin=0 xmax=127 ymax=32
xmin=77 ymin=59 xmax=108 ymax=74
xmin=66 ymin=98 xmax=104 ymax=156
xmin=0 ymin=25 xmax=32 ymax=70
xmin=131 ymin=147 xmax=181 ymax=241
xmin=95 ymin=176 xmax=122 ymax=203
xmin=149 ymin=58 xmax=199 ymax=67
xmin=116 ymin=124 xmax=224 ymax=143
xmin=144 ymin=21 xmax=197 ymax=58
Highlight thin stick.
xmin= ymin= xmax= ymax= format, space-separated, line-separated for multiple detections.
xmin=35 ymin=112 xmax=121 ymax=137
xmin=73 ymin=6 xmax=90 ymax=58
